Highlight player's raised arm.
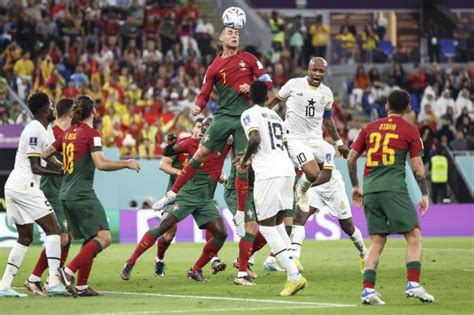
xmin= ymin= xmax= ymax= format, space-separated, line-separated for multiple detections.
xmin=91 ymin=151 xmax=140 ymax=172
xmin=322 ymin=109 xmax=349 ymax=158
xmin=193 ymin=68 xmax=215 ymax=116
xmin=159 ymin=157 xmax=181 ymax=176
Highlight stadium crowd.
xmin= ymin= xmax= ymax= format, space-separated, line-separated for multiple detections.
xmin=0 ymin=1 xmax=473 ymax=162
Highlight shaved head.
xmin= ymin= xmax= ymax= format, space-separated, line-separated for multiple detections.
xmin=308 ymin=57 xmax=328 ymax=68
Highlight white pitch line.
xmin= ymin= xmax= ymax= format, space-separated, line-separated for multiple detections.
xmin=464 ymin=269 xmax=474 ymax=272
xmin=101 ymin=290 xmax=356 ymax=308
xmin=87 ymin=305 xmax=330 ymax=315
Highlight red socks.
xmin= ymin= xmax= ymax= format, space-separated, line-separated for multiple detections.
xmin=157 ymin=237 xmax=171 ymax=260
xmin=32 ymin=244 xmax=70 ymax=277
xmin=238 ymin=235 xmax=254 ymax=272
xmin=251 ymin=231 xmax=267 ymax=255
xmin=235 ymin=176 xmax=248 ymax=211
xmin=127 ymin=231 xmax=158 ymax=265
xmin=77 ymin=259 xmax=94 ymax=286
xmin=192 ymin=238 xmax=224 ymax=271
xmin=67 ymin=239 xmax=102 ymax=274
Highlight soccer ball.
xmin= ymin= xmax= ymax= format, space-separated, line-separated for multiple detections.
xmin=222 ymin=7 xmax=246 ymax=29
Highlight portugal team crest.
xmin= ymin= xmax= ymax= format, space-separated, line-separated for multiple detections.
xmin=239 ymin=60 xmax=246 ymax=68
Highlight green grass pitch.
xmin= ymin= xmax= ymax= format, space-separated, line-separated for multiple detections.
xmin=0 ymin=237 xmax=473 ymax=314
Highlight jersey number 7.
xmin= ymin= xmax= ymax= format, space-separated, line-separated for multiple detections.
xmin=367 ymin=132 xmax=399 ymax=167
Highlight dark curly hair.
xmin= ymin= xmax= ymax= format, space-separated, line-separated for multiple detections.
xmin=28 ymin=93 xmax=50 ymax=115
xmin=71 ymin=95 xmax=95 ymax=124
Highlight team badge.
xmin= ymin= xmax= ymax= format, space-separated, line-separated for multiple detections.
xmin=243 ymin=115 xmax=251 ymax=126
xmin=246 ymin=209 xmax=253 ymax=218
xmin=173 ymin=204 xmax=180 ymax=211
xmin=239 ymin=60 xmax=246 ymax=68
xmin=29 ymin=137 xmax=38 ymax=146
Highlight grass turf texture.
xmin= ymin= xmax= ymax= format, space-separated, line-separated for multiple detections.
xmin=0 ymin=237 xmax=473 ymax=314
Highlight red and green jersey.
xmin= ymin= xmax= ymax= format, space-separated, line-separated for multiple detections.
xmin=53 ymin=122 xmax=102 ymax=200
xmin=196 ymin=50 xmax=272 ymax=117
xmin=40 ymin=125 xmax=65 ymax=196
xmin=175 ymin=137 xmax=231 ymax=183
xmin=351 ymin=115 xmax=423 ymax=194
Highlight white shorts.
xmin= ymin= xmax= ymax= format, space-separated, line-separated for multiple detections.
xmin=287 ymin=139 xmax=318 ymax=167
xmin=254 ymin=176 xmax=294 ymax=221
xmin=4 ymin=187 xmax=54 ymax=225
xmin=307 ymin=177 xmax=352 ymax=220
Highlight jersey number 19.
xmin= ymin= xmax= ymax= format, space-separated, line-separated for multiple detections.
xmin=267 ymin=122 xmax=284 ymax=151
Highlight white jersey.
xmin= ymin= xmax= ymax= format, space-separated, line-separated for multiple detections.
xmin=312 ymin=140 xmax=343 ymax=185
xmin=277 ymin=77 xmax=333 ymax=141
xmin=5 ymin=120 xmax=54 ymax=190
xmin=241 ymin=105 xmax=295 ymax=180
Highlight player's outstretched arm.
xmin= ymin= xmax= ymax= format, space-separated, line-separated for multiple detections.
xmin=91 ymin=151 xmax=141 ymax=172
xmin=29 ymin=157 xmax=63 ymax=176
xmin=411 ymin=156 xmax=430 ymax=217
xmin=265 ymin=95 xmax=282 ymax=109
xmin=347 ymin=149 xmax=363 ymax=207
xmin=159 ymin=156 xmax=181 ymax=176
xmin=323 ymin=116 xmax=349 ymax=158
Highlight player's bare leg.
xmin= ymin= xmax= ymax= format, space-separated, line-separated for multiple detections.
xmin=361 ymin=234 xmax=386 ymax=305
xmin=404 ymin=228 xmax=434 ymax=303
xmin=296 ymin=160 xmax=320 ymax=212
xmin=122 ymin=214 xmax=178 ymax=280
xmin=259 ymin=212 xmax=306 ymax=296
xmin=155 ymin=146 xmax=212 ymax=210
xmin=188 ymin=218 xmax=228 ymax=283
xmin=338 ymin=217 xmax=367 ymax=273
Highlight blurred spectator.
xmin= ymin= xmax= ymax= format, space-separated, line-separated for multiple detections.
xmin=16 ymin=110 xmax=31 ymax=125
xmin=309 ymin=15 xmax=329 ymax=59
xmin=419 ymin=119 xmax=435 ymax=163
xmin=450 ymin=130 xmax=468 ymax=151
xmin=195 ymin=15 xmax=214 ymax=59
xmin=0 ymin=111 xmax=14 ymax=125
xmin=430 ymin=146 xmax=449 ymax=204
xmin=335 ymin=25 xmax=356 ymax=63
xmin=350 ymin=65 xmax=369 ymax=108
xmin=141 ymin=197 xmax=154 ymax=209
xmin=435 ymin=117 xmax=455 ymax=143
xmin=388 ymin=62 xmax=405 ymax=87
xmin=374 ymin=13 xmax=388 ymax=40
xmin=339 ymin=15 xmax=357 ymax=37
xmin=268 ymin=11 xmax=285 ymax=52
xmin=167 ymin=91 xmax=183 ymax=114
xmin=433 ymin=89 xmax=455 ymax=120
xmin=288 ymin=16 xmax=305 ymax=68
xmin=426 ymin=23 xmax=440 ymax=63
xmin=455 ymin=88 xmax=473 ymax=118
xmin=361 ymin=24 xmax=378 ymax=63
xmin=456 ymin=114 xmax=472 ymax=136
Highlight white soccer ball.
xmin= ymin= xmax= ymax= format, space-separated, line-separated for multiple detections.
xmin=222 ymin=7 xmax=246 ymax=29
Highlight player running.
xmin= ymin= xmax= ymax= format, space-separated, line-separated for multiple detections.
xmin=155 ymin=26 xmax=272 ymax=237
xmin=0 ymin=93 xmax=68 ymax=297
xmin=43 ymin=95 xmax=140 ymax=297
xmin=121 ymin=119 xmax=226 ymax=280
xmin=239 ymin=81 xmax=306 ymax=296
xmin=266 ymin=57 xmax=349 ymax=212
xmin=24 ymin=98 xmax=74 ymax=296
xmin=290 ymin=139 xmax=367 ymax=273
xmin=348 ymin=89 xmax=434 ymax=305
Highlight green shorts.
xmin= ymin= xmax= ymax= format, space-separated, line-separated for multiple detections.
xmin=44 ymin=193 xmax=67 ymax=233
xmin=165 ymin=174 xmax=220 ymax=229
xmin=61 ymin=197 xmax=109 ymax=240
xmin=201 ymin=114 xmax=247 ymax=154
xmin=363 ymin=191 xmax=419 ymax=235
xmin=224 ymin=188 xmax=256 ymax=222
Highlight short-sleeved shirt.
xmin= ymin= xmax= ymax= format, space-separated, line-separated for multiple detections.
xmin=5 ymin=120 xmax=52 ymax=190
xmin=241 ymin=105 xmax=295 ymax=180
xmin=351 ymin=115 xmax=423 ymax=194
xmin=277 ymin=77 xmax=333 ymax=141
xmin=53 ymin=122 xmax=102 ymax=200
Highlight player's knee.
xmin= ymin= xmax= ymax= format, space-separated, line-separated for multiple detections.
xmin=60 ymin=233 xmax=70 ymax=246
xmin=340 ymin=222 xmax=355 ymax=235
xmin=97 ymin=230 xmax=112 ymax=248
xmin=42 ymin=223 xmax=60 ymax=236
xmin=163 ymin=228 xmax=176 ymax=242
xmin=245 ymin=221 xmax=258 ymax=235
xmin=215 ymin=228 xmax=228 ymax=241
xmin=18 ymin=234 xmax=33 ymax=246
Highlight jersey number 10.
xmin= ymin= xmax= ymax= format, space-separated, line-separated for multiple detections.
xmin=267 ymin=122 xmax=284 ymax=151
xmin=62 ymin=143 xmax=75 ymax=174
xmin=367 ymin=132 xmax=399 ymax=167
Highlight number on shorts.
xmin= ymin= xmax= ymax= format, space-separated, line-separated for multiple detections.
xmin=44 ymin=200 xmax=50 ymax=207
xmin=62 ymin=143 xmax=75 ymax=174
xmin=267 ymin=122 xmax=284 ymax=150
xmin=296 ymin=152 xmax=307 ymax=165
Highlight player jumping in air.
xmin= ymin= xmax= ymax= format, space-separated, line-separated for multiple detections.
xmin=44 ymin=96 xmax=140 ymax=297
xmin=290 ymin=139 xmax=367 ymax=273
xmin=121 ymin=119 xmax=226 ymax=280
xmin=1 ymin=93 xmax=68 ymax=297
xmin=266 ymin=57 xmax=349 ymax=213
xmin=154 ymin=26 xmax=272 ymax=241
xmin=348 ymin=89 xmax=435 ymax=305
xmin=239 ymin=81 xmax=306 ymax=296
xmin=25 ymin=98 xmax=74 ymax=296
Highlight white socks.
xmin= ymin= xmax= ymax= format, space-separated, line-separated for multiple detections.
xmin=291 ymin=225 xmax=305 ymax=259
xmin=260 ymin=225 xmax=300 ymax=282
xmin=44 ymin=235 xmax=61 ymax=287
xmin=0 ymin=242 xmax=28 ymax=290
xmin=300 ymin=174 xmax=312 ymax=193
xmin=350 ymin=226 xmax=367 ymax=257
